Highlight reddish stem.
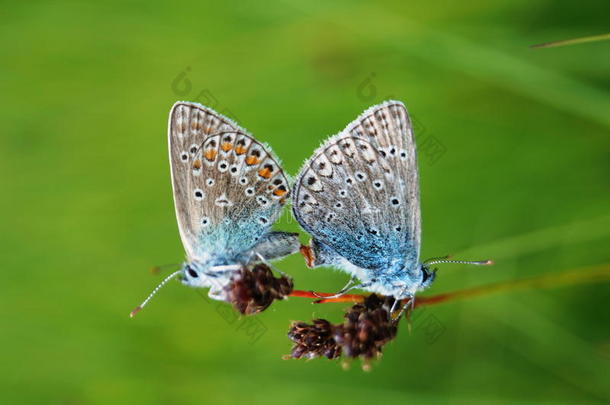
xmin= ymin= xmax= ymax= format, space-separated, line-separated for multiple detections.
xmin=289 ymin=290 xmax=365 ymax=304
xmin=289 ymin=263 xmax=610 ymax=308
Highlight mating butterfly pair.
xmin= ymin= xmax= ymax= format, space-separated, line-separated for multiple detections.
xmin=131 ymin=101 xmax=490 ymax=317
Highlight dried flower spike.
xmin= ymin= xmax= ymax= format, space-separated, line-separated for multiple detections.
xmin=225 ymin=264 xmax=293 ymax=315
xmin=335 ymin=294 xmax=399 ymax=360
xmin=286 ymin=294 xmax=401 ymax=366
xmin=287 ymin=319 xmax=342 ymax=360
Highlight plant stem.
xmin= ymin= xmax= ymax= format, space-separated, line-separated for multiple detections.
xmin=531 ymin=33 xmax=610 ymax=49
xmin=289 ymin=263 xmax=610 ymax=307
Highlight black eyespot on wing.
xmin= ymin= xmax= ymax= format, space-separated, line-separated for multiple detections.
xmin=307 ymin=177 xmax=316 ymax=185
xmin=187 ymin=267 xmax=198 ymax=278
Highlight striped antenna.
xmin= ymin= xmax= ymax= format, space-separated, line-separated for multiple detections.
xmin=130 ymin=270 xmax=182 ymax=318
xmin=424 ymin=257 xmax=494 ymax=266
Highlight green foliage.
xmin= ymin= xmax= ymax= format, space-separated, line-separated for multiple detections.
xmin=1 ymin=1 xmax=609 ymax=404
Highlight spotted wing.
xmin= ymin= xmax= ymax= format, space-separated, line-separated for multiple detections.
xmin=342 ymin=100 xmax=421 ymax=254
xmin=292 ymin=100 xmax=420 ymax=270
xmin=169 ymin=102 xmax=290 ymax=261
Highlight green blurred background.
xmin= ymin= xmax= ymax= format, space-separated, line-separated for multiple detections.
xmin=2 ymin=1 xmax=609 ymax=404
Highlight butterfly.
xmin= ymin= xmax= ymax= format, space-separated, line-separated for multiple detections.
xmin=292 ymin=100 xmax=491 ymax=301
xmin=131 ymin=102 xmax=299 ymax=316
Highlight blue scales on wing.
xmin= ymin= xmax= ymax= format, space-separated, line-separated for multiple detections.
xmin=292 ymin=101 xmax=421 ymax=276
xmin=169 ymin=102 xmax=298 ymax=266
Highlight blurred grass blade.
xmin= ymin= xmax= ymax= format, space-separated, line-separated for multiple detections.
xmin=458 ymin=215 xmax=610 ymax=261
xmin=417 ymin=262 xmax=610 ymax=307
xmin=531 ymin=33 xmax=610 ymax=49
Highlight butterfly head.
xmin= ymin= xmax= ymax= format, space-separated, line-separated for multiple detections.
xmin=418 ymin=263 xmax=437 ymax=290
xmin=179 ymin=261 xmax=238 ymax=290
xmin=180 ymin=262 xmax=208 ymax=288
xmin=382 ymin=263 xmax=436 ymax=299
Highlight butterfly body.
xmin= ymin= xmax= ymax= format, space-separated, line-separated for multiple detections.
xmin=169 ymin=102 xmax=299 ymax=300
xmin=293 ymin=100 xmax=435 ymax=299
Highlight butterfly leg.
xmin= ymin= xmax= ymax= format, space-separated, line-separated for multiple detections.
xmin=251 ymin=231 xmax=300 ymax=262
xmin=311 ymin=276 xmax=359 ymax=299
xmin=391 ymin=295 xmax=415 ymax=327
xmin=254 ymin=252 xmax=289 ymax=278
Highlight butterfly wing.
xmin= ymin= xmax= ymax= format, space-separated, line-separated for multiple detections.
xmin=169 ymin=102 xmax=290 ymax=262
xmin=342 ymin=100 xmax=421 ymax=254
xmin=292 ymin=100 xmax=420 ymax=271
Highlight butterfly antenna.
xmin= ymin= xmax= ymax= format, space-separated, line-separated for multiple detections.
xmin=424 ymin=257 xmax=494 ymax=266
xmin=129 ymin=269 xmax=182 ymax=318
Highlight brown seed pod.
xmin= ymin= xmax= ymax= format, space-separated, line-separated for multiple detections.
xmin=224 ymin=264 xmax=293 ymax=315
xmin=334 ymin=294 xmax=398 ymax=360
xmin=286 ymin=294 xmax=401 ymax=364
xmin=287 ymin=319 xmax=342 ymax=360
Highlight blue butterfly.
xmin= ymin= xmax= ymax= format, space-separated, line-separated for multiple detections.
xmin=292 ymin=101 xmax=490 ymax=301
xmin=131 ymin=102 xmax=299 ymax=316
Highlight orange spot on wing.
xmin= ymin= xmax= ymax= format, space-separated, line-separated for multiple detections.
xmin=235 ymin=146 xmax=247 ymax=155
xmin=258 ymin=168 xmax=272 ymax=179
xmin=193 ymin=160 xmax=202 ymax=169
xmin=273 ymin=188 xmax=287 ymax=197
xmin=204 ymin=149 xmax=217 ymax=161
xmin=221 ymin=142 xmax=232 ymax=152
xmin=246 ymin=156 xmax=259 ymax=165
